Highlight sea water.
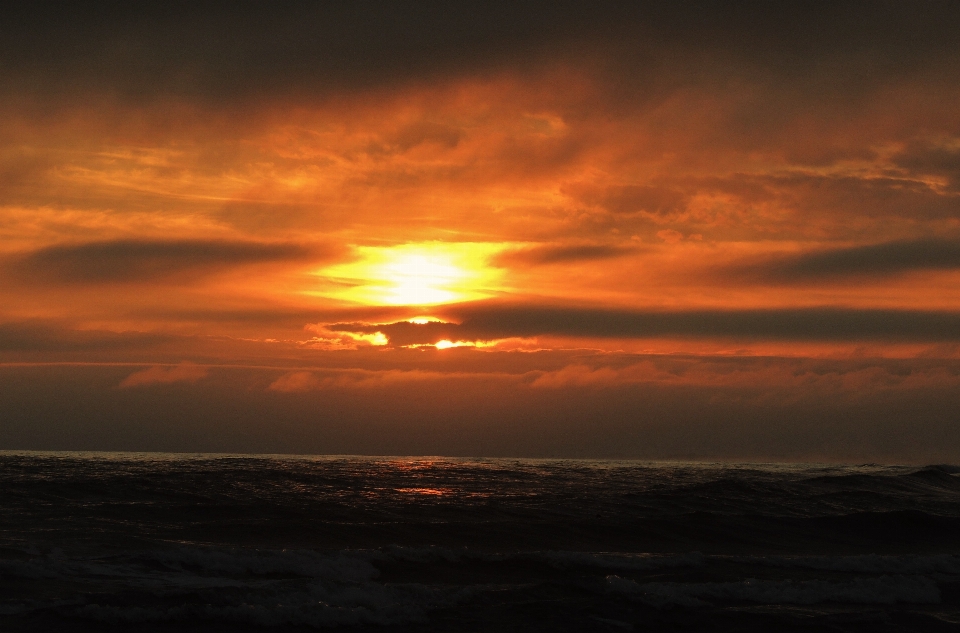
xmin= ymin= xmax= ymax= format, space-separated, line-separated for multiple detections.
xmin=0 ymin=453 xmax=958 ymax=631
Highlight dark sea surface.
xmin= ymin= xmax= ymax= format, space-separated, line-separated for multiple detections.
xmin=1 ymin=453 xmax=959 ymax=631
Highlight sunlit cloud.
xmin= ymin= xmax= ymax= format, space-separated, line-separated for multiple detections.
xmin=435 ymin=340 xmax=473 ymax=350
xmin=432 ymin=339 xmax=498 ymax=350
xmin=300 ymin=324 xmax=388 ymax=350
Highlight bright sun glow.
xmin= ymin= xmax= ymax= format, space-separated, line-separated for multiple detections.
xmin=312 ymin=242 xmax=503 ymax=306
xmin=408 ymin=316 xmax=442 ymax=324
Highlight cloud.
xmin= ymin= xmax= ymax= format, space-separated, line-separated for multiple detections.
xmin=530 ymin=364 xmax=619 ymax=388
xmin=892 ymin=140 xmax=960 ymax=191
xmin=327 ymin=321 xmax=464 ymax=347
xmin=566 ymin=183 xmax=690 ymax=216
xmin=528 ymin=357 xmax=960 ymax=402
xmin=459 ymin=304 xmax=960 ymax=342
xmin=701 ymin=172 xmax=957 ymax=240
xmin=329 ymin=304 xmax=960 ymax=345
xmin=491 ymin=243 xmax=638 ymax=267
xmin=0 ymin=4 xmax=620 ymax=102
xmin=268 ymin=371 xmax=321 ymax=393
xmin=267 ymin=368 xmax=486 ymax=392
xmin=5 ymin=2 xmax=960 ymax=107
xmin=729 ymin=238 xmax=960 ymax=281
xmin=8 ymin=239 xmax=328 ymax=284
xmin=118 ymin=362 xmax=208 ymax=388
xmin=0 ymin=321 xmax=169 ymax=352
xmin=300 ymin=324 xmax=389 ymax=350
xmin=656 ymin=229 xmax=685 ymax=243
xmin=143 ymin=305 xmax=419 ymax=326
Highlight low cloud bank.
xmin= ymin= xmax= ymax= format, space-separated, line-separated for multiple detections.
xmin=729 ymin=238 xmax=960 ymax=282
xmin=7 ymin=239 xmax=330 ymax=284
xmin=328 ymin=305 xmax=960 ymax=345
xmin=119 ymin=362 xmax=209 ymax=388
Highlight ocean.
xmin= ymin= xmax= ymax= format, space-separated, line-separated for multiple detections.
xmin=0 ymin=453 xmax=958 ymax=631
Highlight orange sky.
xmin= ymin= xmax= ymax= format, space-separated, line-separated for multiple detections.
xmin=2 ymin=4 xmax=960 ymax=460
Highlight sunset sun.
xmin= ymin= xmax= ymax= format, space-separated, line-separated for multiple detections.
xmin=313 ymin=242 xmax=503 ymax=306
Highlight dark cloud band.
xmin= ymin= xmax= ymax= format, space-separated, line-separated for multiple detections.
xmin=739 ymin=238 xmax=960 ymax=281
xmin=332 ymin=304 xmax=960 ymax=343
xmin=492 ymin=243 xmax=639 ymax=267
xmin=4 ymin=2 xmax=959 ymax=101
xmin=0 ymin=321 xmax=170 ymax=352
xmin=8 ymin=239 xmax=322 ymax=284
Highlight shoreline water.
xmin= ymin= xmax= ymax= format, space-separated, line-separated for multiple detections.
xmin=1 ymin=454 xmax=958 ymax=630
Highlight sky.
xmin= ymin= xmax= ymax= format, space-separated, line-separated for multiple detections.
xmin=2 ymin=2 xmax=960 ymax=460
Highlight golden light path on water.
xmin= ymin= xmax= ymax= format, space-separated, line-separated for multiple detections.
xmin=311 ymin=242 xmax=505 ymax=306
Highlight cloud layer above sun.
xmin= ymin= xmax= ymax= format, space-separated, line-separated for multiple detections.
xmin=2 ymin=3 xmax=960 ymax=459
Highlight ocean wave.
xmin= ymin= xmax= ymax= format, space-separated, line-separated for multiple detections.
xmin=3 ymin=456 xmax=960 ymax=629
xmin=606 ymin=574 xmax=941 ymax=608
xmin=0 ymin=546 xmax=459 ymax=627
xmin=75 ymin=582 xmax=444 ymax=627
xmin=739 ymin=553 xmax=960 ymax=575
xmin=379 ymin=545 xmax=706 ymax=571
xmin=378 ymin=547 xmax=960 ymax=577
xmin=0 ymin=558 xmax=59 ymax=580
xmin=143 ymin=547 xmax=381 ymax=582
xmin=533 ymin=550 xmax=705 ymax=570
xmin=0 ymin=544 xmax=954 ymax=628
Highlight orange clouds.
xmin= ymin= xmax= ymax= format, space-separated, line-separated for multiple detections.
xmin=3 ymin=5 xmax=960 ymax=458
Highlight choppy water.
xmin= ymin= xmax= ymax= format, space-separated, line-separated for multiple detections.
xmin=1 ymin=453 xmax=959 ymax=631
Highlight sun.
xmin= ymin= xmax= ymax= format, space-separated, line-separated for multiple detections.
xmin=378 ymin=252 xmax=468 ymax=305
xmin=312 ymin=242 xmax=503 ymax=306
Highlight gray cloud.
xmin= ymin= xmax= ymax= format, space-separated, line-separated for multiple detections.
xmin=134 ymin=305 xmax=422 ymax=332
xmin=892 ymin=141 xmax=960 ymax=191
xmin=0 ymin=320 xmax=170 ymax=353
xmin=739 ymin=238 xmax=960 ymax=281
xmin=712 ymin=173 xmax=960 ymax=223
xmin=568 ymin=184 xmax=690 ymax=216
xmin=564 ymin=170 xmax=960 ymax=244
xmin=329 ymin=321 xmax=463 ymax=347
xmin=492 ymin=243 xmax=638 ymax=267
xmin=7 ymin=239 xmax=328 ymax=284
xmin=331 ymin=304 xmax=960 ymax=344
xmin=3 ymin=3 xmax=959 ymax=104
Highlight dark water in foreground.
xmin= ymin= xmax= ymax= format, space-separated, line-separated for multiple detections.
xmin=1 ymin=454 xmax=959 ymax=631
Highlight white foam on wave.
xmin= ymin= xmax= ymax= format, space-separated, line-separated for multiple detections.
xmin=606 ymin=574 xmax=941 ymax=608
